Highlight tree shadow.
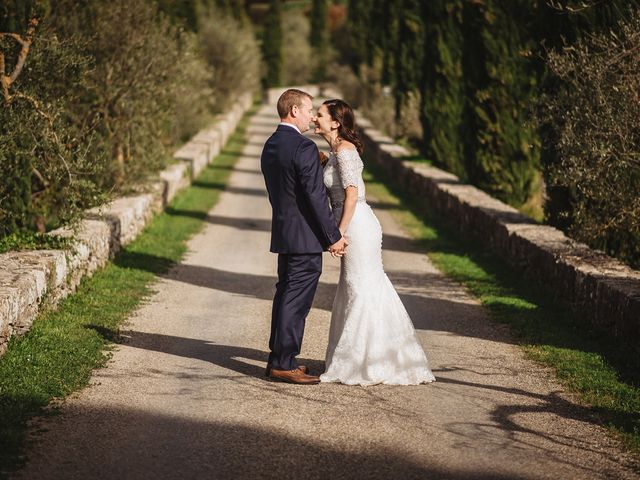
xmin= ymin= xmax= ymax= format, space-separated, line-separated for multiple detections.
xmin=14 ymin=402 xmax=534 ymax=480
xmin=207 ymin=164 xmax=263 ymax=176
xmin=189 ymin=181 xmax=267 ymax=198
xmin=88 ymin=327 xmax=285 ymax=379
xmin=72 ymin=327 xmax=639 ymax=478
xmin=111 ymin=249 xmax=513 ymax=346
xmin=434 ymin=372 xmax=640 ymax=472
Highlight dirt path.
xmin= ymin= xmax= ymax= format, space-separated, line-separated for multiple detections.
xmin=13 ymin=103 xmax=639 ymax=480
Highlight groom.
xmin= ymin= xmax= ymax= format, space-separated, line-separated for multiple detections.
xmin=261 ymin=89 xmax=347 ymax=385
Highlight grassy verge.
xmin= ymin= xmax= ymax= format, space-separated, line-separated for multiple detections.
xmin=0 ymin=104 xmax=257 ymax=474
xmin=363 ymin=162 xmax=640 ymax=455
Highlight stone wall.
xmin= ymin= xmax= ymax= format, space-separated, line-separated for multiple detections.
xmin=0 ymin=93 xmax=254 ymax=357
xmin=354 ymin=114 xmax=640 ymax=355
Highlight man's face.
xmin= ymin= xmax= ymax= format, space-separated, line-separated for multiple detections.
xmin=294 ymin=97 xmax=314 ymax=133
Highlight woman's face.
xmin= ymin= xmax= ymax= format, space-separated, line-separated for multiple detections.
xmin=314 ymin=104 xmax=338 ymax=136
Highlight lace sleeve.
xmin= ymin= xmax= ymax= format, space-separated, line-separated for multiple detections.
xmin=336 ymin=149 xmax=363 ymax=190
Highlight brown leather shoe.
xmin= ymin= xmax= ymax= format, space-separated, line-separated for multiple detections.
xmin=265 ymin=364 xmax=308 ymax=377
xmin=269 ymin=368 xmax=320 ymax=385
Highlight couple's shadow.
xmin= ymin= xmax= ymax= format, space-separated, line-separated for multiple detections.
xmin=89 ymin=325 xmax=324 ymax=379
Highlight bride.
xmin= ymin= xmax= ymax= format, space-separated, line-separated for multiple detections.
xmin=313 ymin=99 xmax=435 ymax=386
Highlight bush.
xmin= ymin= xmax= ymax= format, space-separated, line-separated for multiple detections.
xmin=57 ymin=0 xmax=213 ymax=189
xmin=281 ymin=7 xmax=313 ymax=85
xmin=198 ymin=5 xmax=261 ymax=112
xmin=0 ymin=16 xmax=104 ymax=235
xmin=539 ymin=11 xmax=640 ymax=267
xmin=0 ymin=1 xmax=219 ymax=241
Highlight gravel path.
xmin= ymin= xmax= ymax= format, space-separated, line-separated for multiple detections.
xmin=14 ymin=104 xmax=639 ymax=480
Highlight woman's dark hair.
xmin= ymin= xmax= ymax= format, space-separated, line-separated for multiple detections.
xmin=323 ymin=99 xmax=364 ymax=154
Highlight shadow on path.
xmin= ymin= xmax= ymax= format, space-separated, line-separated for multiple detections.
xmin=21 ymin=399 xmax=530 ymax=479
xmin=82 ymin=327 xmax=631 ymax=477
xmin=115 ymin=250 xmax=507 ymax=343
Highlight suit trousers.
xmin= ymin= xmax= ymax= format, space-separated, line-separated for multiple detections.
xmin=268 ymin=253 xmax=322 ymax=371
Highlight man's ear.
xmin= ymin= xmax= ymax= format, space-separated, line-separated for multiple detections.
xmin=291 ymin=104 xmax=299 ymax=118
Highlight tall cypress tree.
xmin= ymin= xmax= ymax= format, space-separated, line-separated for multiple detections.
xmin=393 ymin=0 xmax=423 ymax=120
xmin=346 ymin=0 xmax=371 ymax=73
xmin=310 ymin=0 xmax=328 ymax=82
xmin=372 ymin=0 xmax=398 ymax=85
xmin=262 ymin=0 xmax=282 ymax=88
xmin=420 ymin=0 xmax=467 ymax=179
xmin=463 ymin=0 xmax=540 ymax=207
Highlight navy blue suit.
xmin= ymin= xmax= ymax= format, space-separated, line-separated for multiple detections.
xmin=261 ymin=124 xmax=341 ymax=370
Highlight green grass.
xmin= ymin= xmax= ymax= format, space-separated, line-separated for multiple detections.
xmin=363 ymin=162 xmax=640 ymax=455
xmin=0 ymin=231 xmax=71 ymax=254
xmin=0 ymin=105 xmax=257 ymax=474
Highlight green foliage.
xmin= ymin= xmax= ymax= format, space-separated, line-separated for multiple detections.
xmin=52 ymin=0 xmax=211 ymax=188
xmin=281 ymin=7 xmax=313 ymax=85
xmin=157 ymin=0 xmax=248 ymax=30
xmin=463 ymin=1 xmax=541 ymax=206
xmin=0 ymin=16 xmax=104 ymax=235
xmin=0 ymin=230 xmax=69 ymax=254
xmin=0 ymin=0 xmax=219 ymax=237
xmin=369 ymin=0 xmax=398 ymax=85
xmin=538 ymin=10 xmax=640 ymax=268
xmin=393 ymin=1 xmax=423 ymax=119
xmin=339 ymin=0 xmax=640 ymax=265
xmin=1 ymin=0 xmax=260 ymax=245
xmin=0 ymin=0 xmax=48 ymax=32
xmin=262 ymin=0 xmax=283 ymax=88
xmin=418 ymin=1 xmax=542 ymax=206
xmin=310 ymin=0 xmax=329 ymax=81
xmin=198 ymin=5 xmax=261 ymax=112
xmin=345 ymin=0 xmax=371 ymax=72
xmin=420 ymin=1 xmax=467 ymax=179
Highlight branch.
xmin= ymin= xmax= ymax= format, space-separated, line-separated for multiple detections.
xmin=13 ymin=92 xmax=73 ymax=181
xmin=0 ymin=51 xmax=8 ymax=102
xmin=0 ymin=17 xmax=39 ymax=103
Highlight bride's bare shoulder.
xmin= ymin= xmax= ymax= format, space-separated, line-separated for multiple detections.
xmin=336 ymin=140 xmax=356 ymax=152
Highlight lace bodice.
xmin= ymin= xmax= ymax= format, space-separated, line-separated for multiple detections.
xmin=323 ymin=149 xmax=366 ymax=211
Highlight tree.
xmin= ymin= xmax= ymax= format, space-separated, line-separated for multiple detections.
xmin=310 ymin=0 xmax=329 ymax=82
xmin=538 ymin=9 xmax=640 ymax=267
xmin=393 ymin=0 xmax=423 ymax=120
xmin=419 ymin=1 xmax=467 ymax=179
xmin=346 ymin=0 xmax=371 ymax=73
xmin=262 ymin=0 xmax=282 ymax=88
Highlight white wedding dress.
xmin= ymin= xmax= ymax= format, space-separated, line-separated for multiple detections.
xmin=319 ymin=149 xmax=435 ymax=386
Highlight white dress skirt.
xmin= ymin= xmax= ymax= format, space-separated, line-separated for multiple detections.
xmin=319 ymin=149 xmax=435 ymax=386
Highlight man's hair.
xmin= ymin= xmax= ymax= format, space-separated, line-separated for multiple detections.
xmin=277 ymin=89 xmax=313 ymax=119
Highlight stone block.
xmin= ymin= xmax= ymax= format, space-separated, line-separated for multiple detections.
xmin=160 ymin=163 xmax=190 ymax=205
xmin=174 ymin=143 xmax=208 ymax=179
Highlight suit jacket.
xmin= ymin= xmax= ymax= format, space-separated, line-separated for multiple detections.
xmin=261 ymin=125 xmax=342 ymax=253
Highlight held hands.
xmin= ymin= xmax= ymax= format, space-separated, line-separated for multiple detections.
xmin=328 ymin=235 xmax=349 ymax=258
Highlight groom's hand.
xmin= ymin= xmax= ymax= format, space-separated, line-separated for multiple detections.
xmin=329 ymin=237 xmax=348 ymax=258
